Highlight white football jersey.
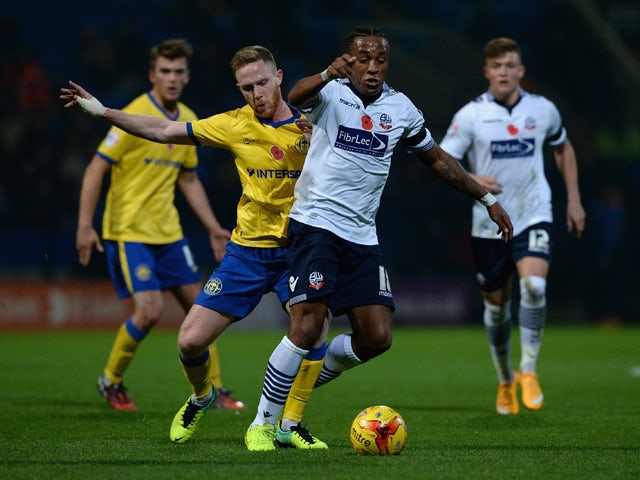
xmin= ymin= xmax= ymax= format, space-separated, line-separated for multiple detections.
xmin=440 ymin=89 xmax=567 ymax=239
xmin=290 ymin=79 xmax=433 ymax=245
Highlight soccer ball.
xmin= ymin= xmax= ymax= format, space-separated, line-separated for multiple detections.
xmin=349 ymin=405 xmax=408 ymax=455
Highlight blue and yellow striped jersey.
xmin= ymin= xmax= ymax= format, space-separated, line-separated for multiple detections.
xmin=97 ymin=92 xmax=198 ymax=244
xmin=189 ymin=104 xmax=308 ymax=248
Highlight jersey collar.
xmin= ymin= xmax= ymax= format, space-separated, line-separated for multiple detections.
xmin=487 ymin=87 xmax=528 ymax=114
xmin=256 ymin=104 xmax=302 ymax=128
xmin=147 ymin=91 xmax=180 ymax=121
xmin=346 ymin=81 xmax=386 ymax=107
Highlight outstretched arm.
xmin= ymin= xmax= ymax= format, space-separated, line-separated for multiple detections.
xmin=60 ymin=81 xmax=192 ymax=144
xmin=553 ymin=139 xmax=585 ymax=239
xmin=288 ymin=54 xmax=356 ymax=109
xmin=417 ymin=143 xmax=513 ymax=242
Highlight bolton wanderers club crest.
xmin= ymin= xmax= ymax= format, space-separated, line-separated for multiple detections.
xmin=308 ymin=271 xmax=325 ymax=290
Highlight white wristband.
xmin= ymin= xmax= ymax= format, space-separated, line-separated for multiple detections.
xmin=320 ymin=69 xmax=331 ymax=82
xmin=76 ymin=95 xmax=107 ymax=118
xmin=479 ymin=193 xmax=497 ymax=207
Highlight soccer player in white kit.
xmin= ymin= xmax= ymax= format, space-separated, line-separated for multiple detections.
xmin=440 ymin=37 xmax=585 ymax=415
xmin=244 ymin=26 xmax=514 ymax=449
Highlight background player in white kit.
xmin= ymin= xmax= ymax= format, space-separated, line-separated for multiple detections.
xmin=244 ymin=26 xmax=514 ymax=449
xmin=440 ymin=37 xmax=586 ymax=415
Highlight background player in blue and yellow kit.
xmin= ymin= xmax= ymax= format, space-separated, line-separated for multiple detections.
xmin=76 ymin=38 xmax=243 ymax=411
xmin=63 ymin=45 xmax=328 ymax=449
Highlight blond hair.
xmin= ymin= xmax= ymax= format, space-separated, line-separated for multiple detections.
xmin=230 ymin=45 xmax=277 ymax=75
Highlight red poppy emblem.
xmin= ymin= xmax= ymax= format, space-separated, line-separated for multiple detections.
xmin=270 ymin=145 xmax=285 ymax=160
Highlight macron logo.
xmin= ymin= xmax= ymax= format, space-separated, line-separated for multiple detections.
xmin=289 ymin=276 xmax=299 ymax=292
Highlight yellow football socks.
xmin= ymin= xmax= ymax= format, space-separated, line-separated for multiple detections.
xmin=180 ymin=350 xmax=212 ymax=399
xmin=282 ymin=358 xmax=324 ymax=424
xmin=208 ymin=342 xmax=222 ymax=389
xmin=103 ymin=319 xmax=145 ymax=384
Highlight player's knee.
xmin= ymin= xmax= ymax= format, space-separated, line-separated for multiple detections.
xmin=134 ymin=300 xmax=164 ymax=329
xmin=374 ymin=334 xmax=392 ymax=356
xmin=483 ymin=300 xmax=510 ymax=327
xmin=354 ymin=328 xmax=392 ymax=361
xmin=177 ymin=329 xmax=208 ymax=357
xmin=359 ymin=342 xmax=391 ymax=362
xmin=519 ymin=276 xmax=546 ymax=308
xmin=289 ymin=308 xmax=326 ymax=349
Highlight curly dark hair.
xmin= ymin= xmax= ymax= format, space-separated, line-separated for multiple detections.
xmin=345 ymin=26 xmax=388 ymax=51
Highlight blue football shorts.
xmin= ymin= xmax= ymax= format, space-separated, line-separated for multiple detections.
xmin=286 ymin=219 xmax=395 ymax=317
xmin=104 ymin=238 xmax=201 ymax=299
xmin=193 ymin=241 xmax=289 ymax=319
xmin=470 ymin=221 xmax=554 ymax=292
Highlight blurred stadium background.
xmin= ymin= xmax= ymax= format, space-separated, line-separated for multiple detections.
xmin=1 ymin=0 xmax=638 ymax=328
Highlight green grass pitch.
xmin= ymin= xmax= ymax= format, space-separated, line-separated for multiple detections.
xmin=0 ymin=325 xmax=638 ymax=479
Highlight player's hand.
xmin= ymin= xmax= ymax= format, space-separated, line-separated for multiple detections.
xmin=209 ymin=228 xmax=232 ymax=263
xmin=76 ymin=226 xmax=104 ymax=266
xmin=566 ymin=201 xmax=586 ymax=239
xmin=60 ymin=81 xmax=107 ymax=117
xmin=295 ymin=118 xmax=313 ymax=143
xmin=325 ymin=54 xmax=356 ymax=80
xmin=487 ymin=202 xmax=513 ymax=243
xmin=470 ymin=174 xmax=502 ymax=194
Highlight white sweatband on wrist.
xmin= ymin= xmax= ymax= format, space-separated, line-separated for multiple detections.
xmin=479 ymin=193 xmax=497 ymax=207
xmin=76 ymin=95 xmax=107 ymax=118
xmin=320 ymin=69 xmax=331 ymax=82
